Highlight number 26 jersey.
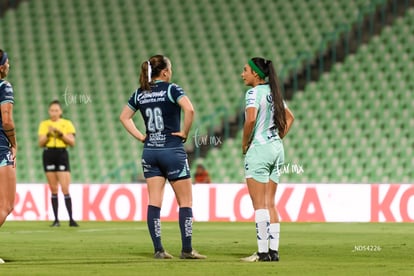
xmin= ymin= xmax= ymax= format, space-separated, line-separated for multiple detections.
xmin=127 ymin=80 xmax=185 ymax=148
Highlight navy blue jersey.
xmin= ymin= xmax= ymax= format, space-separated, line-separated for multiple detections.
xmin=127 ymin=81 xmax=185 ymax=148
xmin=0 ymin=80 xmax=14 ymax=149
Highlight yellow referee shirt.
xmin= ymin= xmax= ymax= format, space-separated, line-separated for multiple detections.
xmin=38 ymin=119 xmax=76 ymax=148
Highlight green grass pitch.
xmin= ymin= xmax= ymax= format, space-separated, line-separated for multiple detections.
xmin=0 ymin=221 xmax=413 ymax=275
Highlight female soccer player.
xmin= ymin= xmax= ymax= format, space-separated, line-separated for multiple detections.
xmin=240 ymin=57 xmax=294 ymax=262
xmin=38 ymin=100 xmax=78 ymax=227
xmin=120 ymin=55 xmax=206 ymax=260
xmin=0 ymin=49 xmax=17 ymax=229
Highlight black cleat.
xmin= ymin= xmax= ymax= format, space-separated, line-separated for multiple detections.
xmin=269 ymin=249 xmax=279 ymax=261
xmin=69 ymin=220 xmax=79 ymax=227
xmin=258 ymin=252 xmax=271 ymax=262
xmin=50 ymin=220 xmax=60 ymax=227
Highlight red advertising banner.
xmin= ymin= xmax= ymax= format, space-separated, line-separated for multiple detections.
xmin=9 ymin=184 xmax=414 ymax=222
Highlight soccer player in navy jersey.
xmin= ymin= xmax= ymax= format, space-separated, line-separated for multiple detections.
xmin=0 ymin=50 xmax=17 ymax=263
xmin=120 ymin=55 xmax=206 ymax=259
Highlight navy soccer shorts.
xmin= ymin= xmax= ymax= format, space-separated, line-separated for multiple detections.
xmin=142 ymin=147 xmax=191 ymax=181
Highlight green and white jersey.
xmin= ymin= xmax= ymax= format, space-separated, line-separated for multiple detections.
xmin=245 ymin=84 xmax=285 ymax=146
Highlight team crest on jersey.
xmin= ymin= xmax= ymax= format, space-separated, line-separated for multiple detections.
xmin=266 ymin=94 xmax=273 ymax=103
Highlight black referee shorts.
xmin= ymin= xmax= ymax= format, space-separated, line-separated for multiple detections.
xmin=42 ymin=148 xmax=70 ymax=172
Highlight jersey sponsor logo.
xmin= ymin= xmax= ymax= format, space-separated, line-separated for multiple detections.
xmin=267 ymin=128 xmax=278 ymax=140
xmin=137 ymin=90 xmax=167 ymax=105
xmin=149 ymin=132 xmax=166 ymax=143
xmin=246 ymin=98 xmax=255 ymax=106
xmin=168 ymin=169 xmax=180 ymax=175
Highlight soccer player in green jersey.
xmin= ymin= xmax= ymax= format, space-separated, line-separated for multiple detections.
xmin=240 ymin=57 xmax=294 ymax=262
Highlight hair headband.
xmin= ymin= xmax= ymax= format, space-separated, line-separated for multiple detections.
xmin=0 ymin=52 xmax=8 ymax=66
xmin=248 ymin=59 xmax=266 ymax=79
xmin=147 ymin=60 xmax=152 ymax=82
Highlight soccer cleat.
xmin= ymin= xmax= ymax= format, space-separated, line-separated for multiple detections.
xmin=0 ymin=258 xmax=5 ymax=264
xmin=50 ymin=220 xmax=60 ymax=227
xmin=69 ymin=220 xmax=79 ymax=227
xmin=240 ymin=252 xmax=271 ymax=262
xmin=269 ymin=249 xmax=279 ymax=261
xmin=154 ymin=250 xmax=173 ymax=259
xmin=180 ymin=249 xmax=207 ymax=259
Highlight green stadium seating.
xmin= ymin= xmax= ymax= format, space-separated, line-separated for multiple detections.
xmin=198 ymin=7 xmax=414 ymax=183
xmin=1 ymin=0 xmax=384 ymax=183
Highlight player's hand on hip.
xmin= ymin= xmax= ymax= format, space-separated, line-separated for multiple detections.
xmin=172 ymin=131 xmax=187 ymax=143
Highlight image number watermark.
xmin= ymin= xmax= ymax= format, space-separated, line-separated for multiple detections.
xmin=352 ymin=245 xmax=382 ymax=252
xmin=63 ymin=87 xmax=92 ymax=106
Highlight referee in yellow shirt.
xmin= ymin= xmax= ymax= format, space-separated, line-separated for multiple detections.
xmin=38 ymin=100 xmax=78 ymax=227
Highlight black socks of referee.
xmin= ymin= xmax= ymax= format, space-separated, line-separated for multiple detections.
xmin=147 ymin=205 xmax=193 ymax=253
xmin=51 ymin=194 xmax=59 ymax=222
xmin=51 ymin=194 xmax=74 ymax=222
xmin=64 ymin=194 xmax=74 ymax=222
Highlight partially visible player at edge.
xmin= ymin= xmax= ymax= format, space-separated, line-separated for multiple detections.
xmin=120 ymin=55 xmax=206 ymax=259
xmin=0 ymin=49 xmax=17 ymax=264
xmin=240 ymin=57 xmax=294 ymax=262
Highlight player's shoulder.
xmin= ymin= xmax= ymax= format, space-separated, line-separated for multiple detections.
xmin=39 ymin=119 xmax=51 ymax=126
xmin=58 ymin=118 xmax=74 ymax=127
xmin=0 ymin=80 xmax=11 ymax=87
xmin=0 ymin=80 xmax=13 ymax=92
xmin=132 ymin=87 xmax=142 ymax=95
xmin=169 ymin=82 xmax=184 ymax=92
xmin=245 ymin=87 xmax=257 ymax=96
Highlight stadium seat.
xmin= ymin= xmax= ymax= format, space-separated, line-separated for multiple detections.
xmin=1 ymin=0 xmax=392 ymax=183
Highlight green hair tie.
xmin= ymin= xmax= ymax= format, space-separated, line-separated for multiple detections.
xmin=248 ymin=59 xmax=266 ymax=79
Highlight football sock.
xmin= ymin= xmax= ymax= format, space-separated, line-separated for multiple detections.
xmin=51 ymin=194 xmax=58 ymax=221
xmin=179 ymin=207 xmax=193 ymax=253
xmin=64 ymin=194 xmax=73 ymax=221
xmin=255 ymin=209 xmax=270 ymax=253
xmin=147 ymin=205 xmax=163 ymax=252
xmin=269 ymin=223 xmax=280 ymax=251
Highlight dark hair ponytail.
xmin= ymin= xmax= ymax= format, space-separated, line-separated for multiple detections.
xmin=251 ymin=57 xmax=287 ymax=134
xmin=139 ymin=55 xmax=170 ymax=92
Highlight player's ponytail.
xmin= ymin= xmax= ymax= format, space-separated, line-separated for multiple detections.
xmin=139 ymin=60 xmax=152 ymax=91
xmin=250 ymin=57 xmax=286 ymax=135
xmin=139 ymin=55 xmax=170 ymax=92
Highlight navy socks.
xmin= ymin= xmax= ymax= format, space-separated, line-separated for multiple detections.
xmin=147 ymin=205 xmax=163 ymax=252
xmin=179 ymin=207 xmax=193 ymax=253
